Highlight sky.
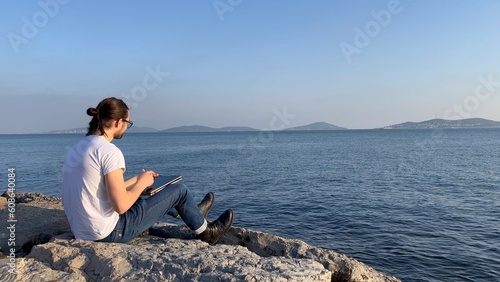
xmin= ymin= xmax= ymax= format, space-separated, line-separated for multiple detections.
xmin=1 ymin=0 xmax=500 ymax=134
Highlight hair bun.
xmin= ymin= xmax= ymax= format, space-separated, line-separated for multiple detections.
xmin=86 ymin=107 xmax=98 ymax=117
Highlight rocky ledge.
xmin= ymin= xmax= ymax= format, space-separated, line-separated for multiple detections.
xmin=0 ymin=193 xmax=400 ymax=282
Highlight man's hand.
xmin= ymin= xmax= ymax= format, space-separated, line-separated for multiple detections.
xmin=137 ymin=170 xmax=158 ymax=188
xmin=125 ymin=170 xmax=159 ymax=190
xmin=105 ymin=169 xmax=159 ymax=214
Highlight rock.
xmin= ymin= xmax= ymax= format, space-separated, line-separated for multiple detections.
xmin=1 ymin=234 xmax=332 ymax=282
xmin=0 ymin=192 xmax=400 ymax=281
xmin=0 ymin=193 xmax=71 ymax=255
xmin=0 ymin=196 xmax=7 ymax=207
xmin=150 ymin=223 xmax=401 ymax=282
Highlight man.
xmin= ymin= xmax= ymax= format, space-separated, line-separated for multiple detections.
xmin=61 ymin=97 xmax=233 ymax=244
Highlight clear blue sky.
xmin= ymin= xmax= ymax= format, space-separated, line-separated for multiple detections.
xmin=1 ymin=0 xmax=500 ymax=133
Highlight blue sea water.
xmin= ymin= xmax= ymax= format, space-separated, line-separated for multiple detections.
xmin=1 ymin=129 xmax=499 ymax=281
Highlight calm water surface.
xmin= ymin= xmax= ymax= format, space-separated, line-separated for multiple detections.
xmin=1 ymin=129 xmax=499 ymax=281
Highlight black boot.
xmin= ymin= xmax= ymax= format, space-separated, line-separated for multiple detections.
xmin=197 ymin=209 xmax=234 ymax=245
xmin=198 ymin=192 xmax=215 ymax=218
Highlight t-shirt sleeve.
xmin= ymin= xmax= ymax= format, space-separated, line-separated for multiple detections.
xmin=101 ymin=145 xmax=126 ymax=175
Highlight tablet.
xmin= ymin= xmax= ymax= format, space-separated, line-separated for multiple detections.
xmin=142 ymin=175 xmax=182 ymax=196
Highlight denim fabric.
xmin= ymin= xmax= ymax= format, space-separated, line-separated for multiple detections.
xmin=97 ymin=182 xmax=204 ymax=243
xmin=166 ymin=209 xmax=181 ymax=219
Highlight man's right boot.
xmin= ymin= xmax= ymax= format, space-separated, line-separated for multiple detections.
xmin=197 ymin=209 xmax=234 ymax=245
xmin=198 ymin=192 xmax=215 ymax=219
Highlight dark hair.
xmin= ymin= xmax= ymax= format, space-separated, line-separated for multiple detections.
xmin=86 ymin=97 xmax=129 ymax=136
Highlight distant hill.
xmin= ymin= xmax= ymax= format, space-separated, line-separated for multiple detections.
xmin=45 ymin=128 xmax=86 ymax=134
xmin=36 ymin=118 xmax=500 ymax=134
xmin=285 ymin=122 xmax=347 ymax=131
xmin=161 ymin=125 xmax=258 ymax=133
xmin=45 ymin=126 xmax=159 ymax=134
xmin=382 ymin=118 xmax=500 ymax=129
xmin=127 ymin=126 xmax=159 ymax=133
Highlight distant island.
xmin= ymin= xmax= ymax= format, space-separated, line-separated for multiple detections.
xmin=46 ymin=126 xmax=158 ymax=134
xmin=285 ymin=122 xmax=347 ymax=131
xmin=381 ymin=118 xmax=500 ymax=129
xmin=47 ymin=128 xmax=87 ymax=134
xmin=161 ymin=125 xmax=258 ymax=133
xmin=43 ymin=119 xmax=500 ymax=134
xmin=44 ymin=122 xmax=346 ymax=134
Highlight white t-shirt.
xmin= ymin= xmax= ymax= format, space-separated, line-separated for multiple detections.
xmin=61 ymin=135 xmax=125 ymax=240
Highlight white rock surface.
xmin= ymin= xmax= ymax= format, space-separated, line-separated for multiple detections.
xmin=1 ymin=234 xmax=331 ymax=282
xmin=0 ymin=193 xmax=400 ymax=282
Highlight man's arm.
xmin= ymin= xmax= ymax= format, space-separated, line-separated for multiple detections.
xmin=125 ymin=175 xmax=139 ymax=190
xmin=105 ymin=169 xmax=157 ymax=214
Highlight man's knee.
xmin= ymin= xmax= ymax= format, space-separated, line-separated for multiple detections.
xmin=171 ymin=182 xmax=188 ymax=194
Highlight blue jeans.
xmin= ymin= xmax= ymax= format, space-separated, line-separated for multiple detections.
xmin=97 ymin=182 xmax=205 ymax=243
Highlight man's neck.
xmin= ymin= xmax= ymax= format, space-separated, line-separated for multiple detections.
xmin=92 ymin=131 xmax=113 ymax=142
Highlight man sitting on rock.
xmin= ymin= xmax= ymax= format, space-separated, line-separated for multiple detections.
xmin=61 ymin=97 xmax=234 ymax=245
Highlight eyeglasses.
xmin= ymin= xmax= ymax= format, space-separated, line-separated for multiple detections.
xmin=122 ymin=119 xmax=133 ymax=129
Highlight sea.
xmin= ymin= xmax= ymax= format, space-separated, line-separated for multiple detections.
xmin=1 ymin=129 xmax=499 ymax=281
